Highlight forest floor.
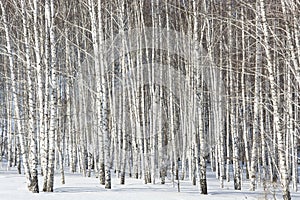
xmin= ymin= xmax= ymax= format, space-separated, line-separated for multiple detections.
xmin=1 ymin=162 xmax=299 ymax=200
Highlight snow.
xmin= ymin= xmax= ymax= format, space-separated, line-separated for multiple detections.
xmin=1 ymin=162 xmax=299 ymax=200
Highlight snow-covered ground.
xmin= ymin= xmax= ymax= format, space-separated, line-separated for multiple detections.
xmin=1 ymin=162 xmax=299 ymax=200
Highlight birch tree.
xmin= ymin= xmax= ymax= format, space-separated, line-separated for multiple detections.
xmin=45 ymin=0 xmax=58 ymax=192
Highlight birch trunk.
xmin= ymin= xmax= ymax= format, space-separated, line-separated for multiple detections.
xmin=250 ymin=3 xmax=262 ymax=190
xmin=98 ymin=0 xmax=111 ymax=189
xmin=232 ymin=30 xmax=241 ymax=191
xmin=5 ymin=64 xmax=12 ymax=170
xmin=88 ymin=0 xmax=105 ymax=185
xmin=21 ymin=0 xmax=39 ymax=192
xmin=240 ymin=6 xmax=251 ymax=180
xmin=46 ymin=0 xmax=57 ymax=192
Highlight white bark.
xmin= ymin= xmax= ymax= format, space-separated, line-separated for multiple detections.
xmin=46 ymin=0 xmax=57 ymax=192
xmin=240 ymin=6 xmax=251 ymax=181
xmin=21 ymin=0 xmax=39 ymax=192
xmin=98 ymin=0 xmax=110 ymax=187
xmin=5 ymin=65 xmax=12 ymax=170
xmin=250 ymin=4 xmax=261 ymax=190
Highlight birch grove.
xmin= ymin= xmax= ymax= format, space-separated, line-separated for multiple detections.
xmin=0 ymin=1 xmax=299 ymax=199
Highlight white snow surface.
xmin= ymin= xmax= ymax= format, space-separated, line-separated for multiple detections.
xmin=1 ymin=162 xmax=299 ymax=200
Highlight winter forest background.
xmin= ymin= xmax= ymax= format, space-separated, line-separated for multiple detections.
xmin=0 ymin=0 xmax=300 ymax=200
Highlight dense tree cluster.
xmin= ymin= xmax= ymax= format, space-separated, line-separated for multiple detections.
xmin=0 ymin=1 xmax=299 ymax=199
